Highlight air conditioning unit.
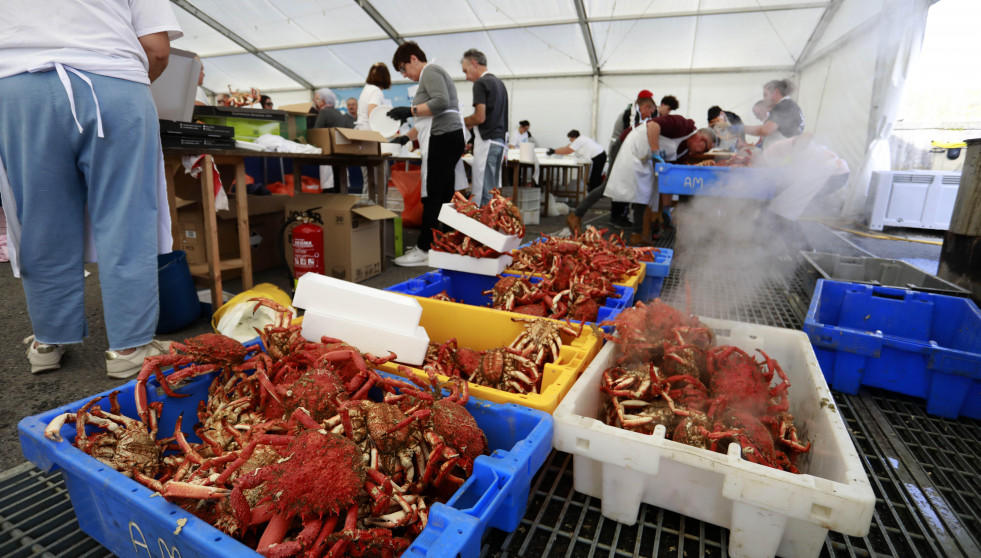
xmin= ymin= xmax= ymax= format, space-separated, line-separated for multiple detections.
xmin=866 ymin=170 xmax=961 ymax=231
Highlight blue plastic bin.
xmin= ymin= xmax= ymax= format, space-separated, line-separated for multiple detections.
xmin=803 ymin=279 xmax=981 ymax=419
xmin=156 ymin=250 xmax=201 ymax=334
xmin=387 ymin=269 xmax=634 ymax=329
xmin=19 ymin=345 xmax=552 ymax=558
xmin=636 ymin=248 xmax=673 ymax=302
xmin=656 ymin=163 xmax=777 ymax=199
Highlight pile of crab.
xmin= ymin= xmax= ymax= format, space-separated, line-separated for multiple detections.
xmin=598 ymin=299 xmax=811 ymax=473
xmin=44 ymin=298 xmax=489 ymax=558
xmin=430 ymin=190 xmax=524 ymax=258
xmin=421 ymin=317 xmax=581 ymax=395
xmin=509 ymin=226 xmax=657 ymax=283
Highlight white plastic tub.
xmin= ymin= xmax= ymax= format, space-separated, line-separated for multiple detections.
xmin=428 ymin=250 xmax=513 ymax=276
xmin=552 ymin=318 xmax=874 ymax=558
xmin=437 ymin=203 xmax=523 ymax=253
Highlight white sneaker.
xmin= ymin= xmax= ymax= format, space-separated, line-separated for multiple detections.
xmin=105 ymin=339 xmax=173 ymax=379
xmin=393 ymin=246 xmax=429 ymax=267
xmin=24 ymin=335 xmax=65 ymax=374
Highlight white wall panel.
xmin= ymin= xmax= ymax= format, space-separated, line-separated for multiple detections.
xmin=810 ymin=0 xmax=883 ymax=56
xmin=591 ymin=17 xmax=698 ymax=72
xmin=202 ymin=54 xmax=303 ymax=93
xmin=506 ymin=77 xmax=594 ymax=148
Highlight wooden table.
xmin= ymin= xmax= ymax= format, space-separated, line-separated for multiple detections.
xmin=162 ymin=148 xmax=387 ymax=311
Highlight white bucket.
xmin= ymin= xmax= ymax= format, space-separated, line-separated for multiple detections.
xmin=519 ymin=142 xmax=536 ymax=164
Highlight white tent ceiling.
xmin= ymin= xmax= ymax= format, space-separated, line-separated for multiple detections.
xmin=171 ymin=0 xmax=835 ymax=93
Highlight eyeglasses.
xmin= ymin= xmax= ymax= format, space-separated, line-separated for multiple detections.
xmin=398 ymin=63 xmax=407 ymax=76
xmin=263 ymin=102 xmax=273 ymax=108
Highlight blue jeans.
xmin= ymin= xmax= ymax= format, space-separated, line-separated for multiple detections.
xmin=0 ymin=70 xmax=160 ymax=349
xmin=479 ymin=142 xmax=505 ymax=207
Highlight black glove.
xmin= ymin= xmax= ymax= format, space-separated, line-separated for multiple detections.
xmin=546 ymin=148 xmax=555 ymax=156
xmin=391 ymin=135 xmax=411 ymax=146
xmin=387 ymin=106 xmax=413 ymax=122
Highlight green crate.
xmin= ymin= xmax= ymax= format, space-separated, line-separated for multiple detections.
xmin=196 ymin=116 xmax=284 ymax=142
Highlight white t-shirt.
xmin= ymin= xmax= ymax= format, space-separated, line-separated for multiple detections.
xmin=356 ymin=84 xmax=386 ymax=130
xmin=195 ymin=87 xmax=209 ymax=105
xmin=570 ymin=135 xmax=604 ymax=162
xmin=510 ymin=130 xmax=529 ymax=147
xmin=0 ymin=0 xmax=182 ymax=84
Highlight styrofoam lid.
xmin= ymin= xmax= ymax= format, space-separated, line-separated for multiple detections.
xmin=369 ymin=109 xmax=401 ymax=138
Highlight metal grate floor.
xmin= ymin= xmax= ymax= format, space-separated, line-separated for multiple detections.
xmin=0 ymin=463 xmax=114 ymax=558
xmin=2 ymin=222 xmax=978 ymax=558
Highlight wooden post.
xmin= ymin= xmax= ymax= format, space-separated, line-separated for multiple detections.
xmin=234 ymin=161 xmax=253 ymax=290
xmin=199 ymin=155 xmax=223 ymax=312
xmin=938 ymin=137 xmax=981 ymax=303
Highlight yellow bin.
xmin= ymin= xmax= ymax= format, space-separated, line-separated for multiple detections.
xmin=378 ymin=296 xmax=603 ymax=414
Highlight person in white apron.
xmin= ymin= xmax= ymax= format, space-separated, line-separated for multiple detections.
xmin=605 ymin=115 xmax=716 ymax=244
xmin=745 ymin=79 xmax=804 ymax=149
xmin=461 ymin=49 xmax=508 ymax=207
xmin=0 ymin=0 xmax=181 ymax=377
xmin=388 ymin=42 xmax=467 ymax=267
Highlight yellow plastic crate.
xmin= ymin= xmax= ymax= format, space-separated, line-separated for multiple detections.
xmin=378 ymin=296 xmax=602 ymax=413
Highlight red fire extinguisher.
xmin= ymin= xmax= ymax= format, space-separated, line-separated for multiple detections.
xmin=282 ymin=208 xmax=324 ymax=288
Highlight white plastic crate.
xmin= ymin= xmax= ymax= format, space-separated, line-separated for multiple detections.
xmin=552 ymin=318 xmax=874 ymax=558
xmin=437 ymin=203 xmax=523 ymax=252
xmin=521 ymin=208 xmax=540 ymax=225
xmin=515 ymin=186 xmax=541 ymax=202
xmin=866 ymin=170 xmax=960 ymax=231
xmin=428 ymin=250 xmax=513 ymax=276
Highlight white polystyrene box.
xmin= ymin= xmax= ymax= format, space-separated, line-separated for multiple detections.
xmin=428 ymin=251 xmax=513 ymax=276
xmin=437 ymin=203 xmax=523 ymax=253
xmin=552 ymin=318 xmax=875 ymax=558
xmin=292 ymin=273 xmax=422 ymax=335
xmin=301 ymin=309 xmax=428 ymax=366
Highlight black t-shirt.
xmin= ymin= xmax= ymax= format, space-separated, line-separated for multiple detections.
xmin=472 ymin=73 xmax=508 ymax=142
xmin=767 ymin=98 xmax=804 ymax=138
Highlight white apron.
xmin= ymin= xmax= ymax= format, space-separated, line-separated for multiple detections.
xmin=0 ymin=63 xmax=172 ymax=278
xmin=415 ymin=65 xmax=467 ymax=197
xmin=470 ymin=125 xmax=506 ymax=201
xmin=605 ymin=126 xmax=696 ymax=207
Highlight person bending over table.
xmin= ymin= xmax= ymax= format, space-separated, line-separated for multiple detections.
xmin=604 ymin=115 xmax=717 ymax=245
xmin=547 ymin=129 xmax=607 ymax=194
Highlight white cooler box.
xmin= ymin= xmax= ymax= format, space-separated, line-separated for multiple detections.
xmin=552 ymin=318 xmax=875 ymax=558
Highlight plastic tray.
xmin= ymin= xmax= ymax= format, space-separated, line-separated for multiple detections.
xmin=636 ymin=247 xmax=673 ymax=302
xmin=552 ymin=318 xmax=875 ymax=558
xmin=803 ymin=279 xmax=981 ymax=419
xmin=656 ymin=163 xmax=776 ymax=199
xmin=428 ymin=250 xmax=513 ymax=276
xmin=378 ymin=296 xmax=602 ymax=413
xmin=437 ymin=203 xmax=523 ymax=253
xmin=386 ymin=269 xmax=634 ymax=329
xmin=800 ymin=251 xmax=971 ymax=298
xmin=19 ymin=356 xmax=553 ymax=558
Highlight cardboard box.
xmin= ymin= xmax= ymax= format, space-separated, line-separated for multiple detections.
xmin=284 ymin=194 xmax=398 ymax=283
xmin=307 ymin=128 xmax=386 ymax=156
xmin=176 ymin=195 xmax=289 ymax=277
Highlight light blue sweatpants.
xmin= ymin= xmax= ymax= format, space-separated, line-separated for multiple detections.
xmin=0 ymin=70 xmax=160 ymax=350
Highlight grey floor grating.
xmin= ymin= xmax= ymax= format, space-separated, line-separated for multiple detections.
xmin=1 ymin=227 xmax=978 ymax=557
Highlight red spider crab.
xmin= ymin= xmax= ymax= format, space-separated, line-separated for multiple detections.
xmin=45 ymin=390 xmax=165 ymax=478
xmin=706 ymin=346 xmax=791 ymax=417
xmin=509 ymin=316 xmax=582 ymax=368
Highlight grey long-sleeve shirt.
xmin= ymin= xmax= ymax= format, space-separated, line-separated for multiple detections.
xmin=413 ymin=63 xmax=462 ymax=136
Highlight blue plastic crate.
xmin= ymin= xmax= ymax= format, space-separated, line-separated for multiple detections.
xmin=803 ymin=279 xmax=981 ymax=419
xmin=19 ymin=351 xmax=552 ymax=557
xmin=387 ymin=268 xmax=634 ymax=329
xmin=636 ymin=248 xmax=673 ymax=301
xmin=656 ymin=163 xmax=776 ymax=198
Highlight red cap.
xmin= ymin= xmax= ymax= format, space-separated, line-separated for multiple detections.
xmin=637 ymin=89 xmax=654 ymax=100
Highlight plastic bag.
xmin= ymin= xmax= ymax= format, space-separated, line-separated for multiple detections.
xmin=212 ymin=283 xmax=297 ymax=342
xmin=390 ymin=166 xmax=423 ymax=227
